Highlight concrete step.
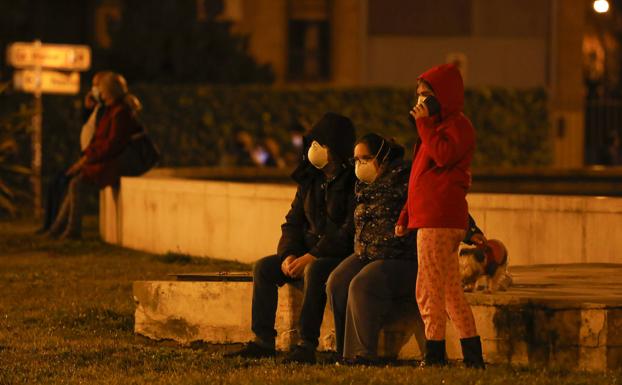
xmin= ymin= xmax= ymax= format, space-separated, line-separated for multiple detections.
xmin=133 ymin=264 xmax=622 ymax=371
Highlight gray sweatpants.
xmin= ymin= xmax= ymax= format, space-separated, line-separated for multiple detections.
xmin=326 ymin=253 xmax=420 ymax=359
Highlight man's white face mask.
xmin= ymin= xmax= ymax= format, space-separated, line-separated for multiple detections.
xmin=307 ymin=140 xmax=329 ymax=169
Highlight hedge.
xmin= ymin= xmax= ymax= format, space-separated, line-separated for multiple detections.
xmin=8 ymin=85 xmax=552 ymax=180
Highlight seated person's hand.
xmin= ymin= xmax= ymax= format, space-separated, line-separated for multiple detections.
xmin=281 ymin=255 xmax=296 ymax=277
xmin=287 ymin=253 xmax=316 ymax=278
xmin=395 ymin=225 xmax=407 ymax=237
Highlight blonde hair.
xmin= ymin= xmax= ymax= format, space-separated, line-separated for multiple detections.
xmin=99 ymin=72 xmax=142 ymax=113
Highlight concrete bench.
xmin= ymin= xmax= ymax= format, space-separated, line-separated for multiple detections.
xmin=133 ymin=272 xmax=426 ymax=356
xmin=133 ymin=265 xmax=622 ymax=370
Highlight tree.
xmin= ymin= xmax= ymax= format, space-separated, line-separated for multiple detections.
xmin=105 ymin=0 xmax=274 ymax=84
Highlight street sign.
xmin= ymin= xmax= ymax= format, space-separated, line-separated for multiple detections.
xmin=13 ymin=69 xmax=80 ymax=95
xmin=6 ymin=40 xmax=90 ymax=218
xmin=6 ymin=42 xmax=91 ymax=71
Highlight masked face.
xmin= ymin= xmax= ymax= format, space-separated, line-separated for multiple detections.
xmin=417 ymin=95 xmax=441 ymax=116
xmin=355 ymin=162 xmax=378 ymax=184
xmin=307 ymin=140 xmax=329 ymax=169
xmin=91 ymin=86 xmax=102 ymax=103
xmin=353 ymin=141 xmax=385 ymax=184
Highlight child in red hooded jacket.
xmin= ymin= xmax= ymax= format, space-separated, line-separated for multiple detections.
xmin=395 ymin=63 xmax=485 ymax=368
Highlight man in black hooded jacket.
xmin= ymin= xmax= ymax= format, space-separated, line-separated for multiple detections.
xmin=226 ymin=112 xmax=357 ymax=364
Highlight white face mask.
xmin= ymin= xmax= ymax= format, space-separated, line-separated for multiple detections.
xmin=354 ymin=140 xmax=387 ymax=184
xmin=91 ymin=86 xmax=101 ymax=103
xmin=307 ymin=140 xmax=329 ymax=169
xmin=355 ymin=162 xmax=378 ymax=184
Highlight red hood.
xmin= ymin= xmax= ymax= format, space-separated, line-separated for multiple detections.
xmin=418 ymin=63 xmax=464 ymax=119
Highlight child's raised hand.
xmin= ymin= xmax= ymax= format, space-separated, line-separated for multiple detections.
xmin=411 ymin=102 xmax=430 ymax=120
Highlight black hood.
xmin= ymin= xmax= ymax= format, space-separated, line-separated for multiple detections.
xmin=308 ymin=112 xmax=356 ymax=163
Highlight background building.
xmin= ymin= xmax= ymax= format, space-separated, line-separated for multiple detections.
xmin=3 ymin=0 xmax=621 ymax=168
xmin=226 ymin=0 xmax=602 ymax=168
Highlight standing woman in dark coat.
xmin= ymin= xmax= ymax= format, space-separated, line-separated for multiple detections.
xmin=48 ymin=72 xmax=142 ymax=239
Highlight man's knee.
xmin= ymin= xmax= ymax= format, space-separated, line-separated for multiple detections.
xmin=303 ymin=258 xmax=336 ymax=283
xmin=253 ymin=256 xmax=281 ymax=283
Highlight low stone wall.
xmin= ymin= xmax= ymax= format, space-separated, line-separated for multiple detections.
xmin=133 ymin=267 xmax=622 ymax=370
xmin=101 ymin=176 xmax=622 ymax=265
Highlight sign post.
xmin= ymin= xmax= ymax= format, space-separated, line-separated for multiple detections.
xmin=6 ymin=40 xmax=91 ymax=218
xmin=31 ymin=40 xmax=43 ymax=218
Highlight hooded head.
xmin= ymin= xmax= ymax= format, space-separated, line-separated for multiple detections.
xmin=307 ymin=112 xmax=356 ymax=164
xmin=418 ymin=63 xmax=464 ymax=118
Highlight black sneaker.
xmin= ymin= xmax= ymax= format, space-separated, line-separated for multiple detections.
xmin=223 ymin=342 xmax=276 ymax=359
xmin=341 ymin=356 xmax=384 ymax=366
xmin=282 ymin=345 xmax=316 ymax=364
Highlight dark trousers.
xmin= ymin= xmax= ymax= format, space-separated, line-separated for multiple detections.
xmin=41 ymin=171 xmax=71 ymax=231
xmin=251 ymin=254 xmax=342 ymax=349
xmin=326 ymin=254 xmax=419 ymax=358
xmin=48 ymin=175 xmax=85 ymax=237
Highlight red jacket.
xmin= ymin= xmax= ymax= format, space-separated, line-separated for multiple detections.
xmin=398 ymin=64 xmax=475 ymax=230
xmin=82 ymin=102 xmax=141 ymax=188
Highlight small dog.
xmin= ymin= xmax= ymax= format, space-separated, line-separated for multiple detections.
xmin=459 ymin=239 xmax=512 ymax=293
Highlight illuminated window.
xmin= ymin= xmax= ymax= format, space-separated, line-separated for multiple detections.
xmin=287 ymin=0 xmax=330 ymax=81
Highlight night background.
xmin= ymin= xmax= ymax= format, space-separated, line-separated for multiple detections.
xmin=2 ymin=0 xmax=622 ymax=216
xmin=1 ymin=1 xmax=622 ymax=384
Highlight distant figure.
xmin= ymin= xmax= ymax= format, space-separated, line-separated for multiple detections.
xmin=599 ymin=129 xmax=622 ymax=165
xmin=37 ymin=71 xmax=108 ymax=234
xmin=284 ymin=120 xmax=307 ymax=166
xmin=225 ymin=129 xmax=257 ymax=167
xmin=48 ymin=72 xmax=142 ymax=239
xmin=261 ymin=136 xmax=286 ymax=168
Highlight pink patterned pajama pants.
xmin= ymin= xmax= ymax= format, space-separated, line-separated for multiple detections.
xmin=416 ymin=228 xmax=478 ymax=340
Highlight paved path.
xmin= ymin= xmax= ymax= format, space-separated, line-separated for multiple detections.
xmin=468 ymin=264 xmax=622 ymax=306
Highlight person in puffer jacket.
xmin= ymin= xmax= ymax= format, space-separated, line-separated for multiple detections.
xmin=395 ymin=63 xmax=485 ymax=369
xmin=327 ymin=133 xmax=485 ymax=365
xmin=326 ymin=133 xmax=418 ymax=364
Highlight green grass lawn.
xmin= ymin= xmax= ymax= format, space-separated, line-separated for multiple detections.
xmin=0 ymin=218 xmax=620 ymax=384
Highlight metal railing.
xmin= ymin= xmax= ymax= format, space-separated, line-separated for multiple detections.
xmin=585 ymin=98 xmax=622 ymax=165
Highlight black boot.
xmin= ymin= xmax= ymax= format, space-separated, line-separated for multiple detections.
xmin=282 ymin=344 xmax=316 ymax=364
xmin=461 ymin=336 xmax=485 ymax=369
xmin=420 ymin=340 xmax=446 ymax=367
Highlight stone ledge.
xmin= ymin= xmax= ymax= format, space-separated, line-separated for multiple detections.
xmin=133 ymin=265 xmax=622 ymax=371
xmin=102 ymin=179 xmax=622 ymax=265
